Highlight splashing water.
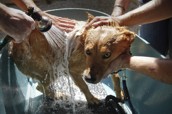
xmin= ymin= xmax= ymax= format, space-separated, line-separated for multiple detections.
xmin=33 ymin=25 xmax=108 ymax=114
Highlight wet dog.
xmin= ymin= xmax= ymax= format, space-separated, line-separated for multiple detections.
xmin=9 ymin=14 xmax=135 ymax=105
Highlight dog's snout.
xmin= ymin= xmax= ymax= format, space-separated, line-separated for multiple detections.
xmin=83 ymin=66 xmax=98 ymax=83
xmin=84 ymin=75 xmax=96 ymax=83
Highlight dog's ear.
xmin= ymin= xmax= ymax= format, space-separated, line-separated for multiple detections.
xmin=79 ymin=29 xmax=87 ymax=46
xmin=116 ymin=27 xmax=135 ymax=43
xmin=86 ymin=12 xmax=95 ymax=23
xmin=122 ymin=30 xmax=135 ymax=43
xmin=78 ymin=13 xmax=95 ymax=46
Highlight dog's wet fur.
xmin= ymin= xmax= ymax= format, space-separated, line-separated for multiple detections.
xmin=9 ymin=14 xmax=135 ymax=105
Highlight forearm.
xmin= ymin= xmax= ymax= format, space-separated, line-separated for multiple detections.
xmin=111 ymin=0 xmax=130 ymax=17
xmin=117 ymin=0 xmax=172 ymax=26
xmin=128 ymin=56 xmax=172 ymax=84
xmin=12 ymin=0 xmax=41 ymax=12
xmin=0 ymin=3 xmax=35 ymax=42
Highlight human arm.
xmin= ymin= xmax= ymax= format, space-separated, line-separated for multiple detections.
xmin=12 ymin=0 xmax=41 ymax=12
xmin=117 ymin=0 xmax=172 ymax=26
xmin=86 ymin=0 xmax=172 ymax=28
xmin=105 ymin=52 xmax=172 ymax=84
xmin=85 ymin=0 xmax=130 ymax=28
xmin=12 ymin=0 xmax=75 ymax=32
xmin=111 ymin=0 xmax=130 ymax=17
xmin=127 ymin=56 xmax=172 ymax=84
xmin=0 ymin=3 xmax=35 ymax=43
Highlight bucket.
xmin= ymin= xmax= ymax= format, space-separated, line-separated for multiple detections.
xmin=0 ymin=8 xmax=172 ymax=114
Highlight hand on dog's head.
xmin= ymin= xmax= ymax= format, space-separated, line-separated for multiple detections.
xmin=82 ymin=14 xmax=135 ymax=83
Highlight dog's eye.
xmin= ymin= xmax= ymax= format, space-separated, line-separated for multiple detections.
xmin=102 ymin=52 xmax=111 ymax=59
xmin=85 ymin=49 xmax=92 ymax=56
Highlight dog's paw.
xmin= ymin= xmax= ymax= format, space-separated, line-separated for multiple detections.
xmin=87 ymin=96 xmax=100 ymax=106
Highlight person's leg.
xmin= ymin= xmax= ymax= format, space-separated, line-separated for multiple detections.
xmin=139 ymin=19 xmax=169 ymax=56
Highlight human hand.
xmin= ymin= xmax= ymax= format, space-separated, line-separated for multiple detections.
xmin=0 ymin=7 xmax=35 ymax=43
xmin=85 ymin=16 xmax=120 ymax=29
xmin=103 ymin=51 xmax=131 ymax=77
xmin=42 ymin=12 xmax=76 ymax=33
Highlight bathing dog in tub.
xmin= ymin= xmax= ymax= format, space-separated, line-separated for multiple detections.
xmin=9 ymin=14 xmax=135 ymax=105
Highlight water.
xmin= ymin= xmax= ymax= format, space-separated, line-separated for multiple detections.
xmin=0 ymin=22 xmax=129 ymax=114
xmin=33 ymin=25 xmax=108 ymax=114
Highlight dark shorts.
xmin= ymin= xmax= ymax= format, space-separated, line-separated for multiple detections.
xmin=138 ymin=0 xmax=172 ymax=57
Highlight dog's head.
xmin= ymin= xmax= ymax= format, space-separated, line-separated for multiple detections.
xmin=81 ymin=16 xmax=135 ymax=84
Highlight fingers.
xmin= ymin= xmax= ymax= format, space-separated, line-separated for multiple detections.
xmin=57 ymin=26 xmax=74 ymax=33
xmin=53 ymin=23 xmax=75 ymax=33
xmin=44 ymin=13 xmax=76 ymax=33
xmin=54 ymin=19 xmax=76 ymax=32
xmin=85 ymin=16 xmax=113 ymax=29
xmin=15 ymin=12 xmax=35 ymax=43
xmin=57 ymin=17 xmax=76 ymax=24
xmin=44 ymin=12 xmax=76 ymax=25
xmin=91 ymin=20 xmax=110 ymax=27
xmin=59 ymin=21 xmax=75 ymax=28
xmin=103 ymin=52 xmax=131 ymax=77
xmin=2 ymin=8 xmax=36 ymax=43
xmin=85 ymin=17 xmax=104 ymax=29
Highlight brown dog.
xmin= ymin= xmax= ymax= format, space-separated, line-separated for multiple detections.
xmin=9 ymin=15 xmax=135 ymax=105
